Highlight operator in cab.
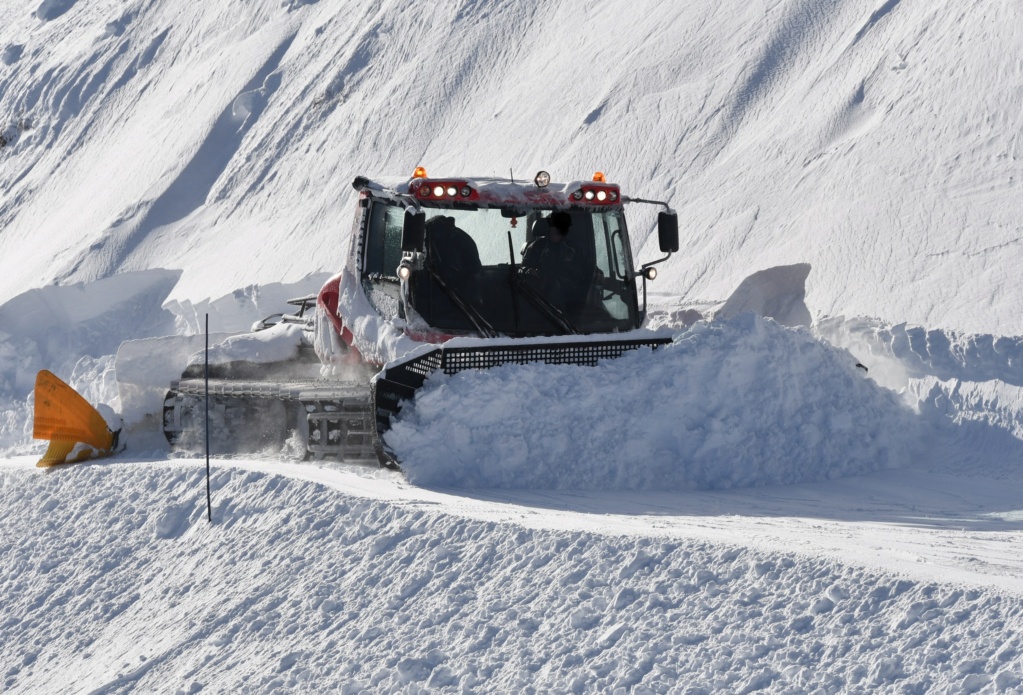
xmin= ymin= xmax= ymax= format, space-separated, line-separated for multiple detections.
xmin=424 ymin=215 xmax=483 ymax=307
xmin=520 ymin=211 xmax=587 ymax=315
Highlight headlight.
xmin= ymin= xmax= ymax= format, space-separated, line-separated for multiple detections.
xmin=433 ymin=185 xmax=444 ymax=197
xmin=584 ymin=190 xmax=595 ymax=200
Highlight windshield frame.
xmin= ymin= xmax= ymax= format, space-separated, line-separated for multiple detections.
xmin=361 ymin=197 xmax=641 ymax=337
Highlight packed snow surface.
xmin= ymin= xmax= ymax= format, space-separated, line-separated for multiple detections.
xmin=2 ymin=457 xmax=1022 ymax=694
xmin=388 ymin=314 xmax=917 ymax=490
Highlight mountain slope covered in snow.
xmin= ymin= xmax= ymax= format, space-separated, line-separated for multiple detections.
xmin=1 ymin=0 xmax=1021 ymax=333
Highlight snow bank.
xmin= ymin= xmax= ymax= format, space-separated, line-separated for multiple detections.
xmin=816 ymin=316 xmax=1023 ymax=477
xmin=388 ymin=314 xmax=918 ymax=490
xmin=164 ymin=273 xmax=331 ymax=335
xmin=0 ymin=270 xmax=330 ymax=453
xmin=818 ymin=316 xmax=1023 ymax=390
xmin=0 ymin=270 xmax=180 ymax=453
xmin=2 ymin=460 xmax=1020 ymax=694
xmin=0 ymin=269 xmax=180 ymax=395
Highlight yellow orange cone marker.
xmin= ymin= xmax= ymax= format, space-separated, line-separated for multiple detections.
xmin=33 ymin=370 xmax=117 ymax=468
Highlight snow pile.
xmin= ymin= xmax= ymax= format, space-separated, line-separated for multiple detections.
xmin=194 ymin=322 xmax=306 ymax=367
xmin=0 ymin=271 xmax=330 ymax=453
xmin=388 ymin=314 xmax=918 ymax=490
xmin=2 ymin=460 xmax=1021 ymax=694
xmin=715 ymin=264 xmax=812 ymax=328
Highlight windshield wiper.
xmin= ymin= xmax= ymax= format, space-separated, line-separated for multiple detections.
xmin=505 ymin=231 xmax=578 ymax=335
xmin=509 ymin=272 xmax=578 ymax=335
xmin=426 ymin=266 xmax=498 ymax=338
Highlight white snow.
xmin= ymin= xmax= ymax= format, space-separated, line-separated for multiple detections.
xmin=334 ymin=266 xmax=420 ymax=366
xmin=1 ymin=0 xmax=1021 ymax=333
xmin=388 ymin=314 xmax=917 ymax=491
xmin=192 ymin=321 xmax=306 ymax=367
xmin=93 ymin=402 xmax=122 ymax=435
xmin=1 ymin=456 xmax=1022 ymax=694
xmin=715 ymin=263 xmax=812 ymax=328
xmin=2 ymin=0 xmax=1023 ymax=692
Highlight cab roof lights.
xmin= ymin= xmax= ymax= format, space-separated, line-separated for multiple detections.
xmin=592 ymin=171 xmax=607 ymax=183
xmin=412 ymin=166 xmax=428 ymax=179
xmin=571 ymin=184 xmax=620 ymax=204
xmin=415 ymin=179 xmax=476 ymax=200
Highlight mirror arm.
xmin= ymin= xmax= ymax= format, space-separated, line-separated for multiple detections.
xmin=640 ymin=252 xmax=672 ymax=272
xmin=622 ymin=196 xmax=674 ymax=213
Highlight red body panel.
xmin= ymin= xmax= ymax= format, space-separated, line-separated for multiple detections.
xmin=316 ymin=274 xmax=363 ymax=362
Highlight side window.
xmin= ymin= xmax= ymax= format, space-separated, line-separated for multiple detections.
xmin=593 ymin=212 xmax=611 ymax=276
xmin=364 ymin=203 xmax=404 ymax=278
xmin=605 ymin=212 xmax=628 ymax=280
xmin=594 ymin=212 xmax=630 ymax=320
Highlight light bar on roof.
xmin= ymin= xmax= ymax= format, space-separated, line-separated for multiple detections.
xmin=570 ymin=183 xmax=620 ymax=204
xmin=413 ymin=178 xmax=479 ymax=201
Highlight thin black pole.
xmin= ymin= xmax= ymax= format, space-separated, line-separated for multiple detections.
xmin=205 ymin=312 xmax=212 ymax=523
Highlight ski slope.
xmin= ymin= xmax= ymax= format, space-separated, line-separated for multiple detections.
xmin=2 ymin=0 xmax=1023 ymax=692
xmin=2 ymin=455 xmax=1022 ymax=693
xmin=1 ymin=0 xmax=1021 ymax=332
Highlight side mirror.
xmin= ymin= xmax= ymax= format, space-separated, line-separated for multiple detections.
xmin=657 ymin=211 xmax=679 ymax=253
xmin=402 ymin=210 xmax=426 ymax=252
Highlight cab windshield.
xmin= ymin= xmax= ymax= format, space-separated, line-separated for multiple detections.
xmin=363 ymin=202 xmax=640 ymax=336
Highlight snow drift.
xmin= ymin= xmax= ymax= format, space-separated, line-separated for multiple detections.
xmin=388 ymin=314 xmax=919 ymax=490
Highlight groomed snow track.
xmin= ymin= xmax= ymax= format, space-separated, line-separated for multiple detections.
xmin=1 ymin=455 xmax=1022 ymax=694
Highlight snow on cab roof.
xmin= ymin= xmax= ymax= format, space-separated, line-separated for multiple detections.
xmin=355 ymin=173 xmax=622 ymax=208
